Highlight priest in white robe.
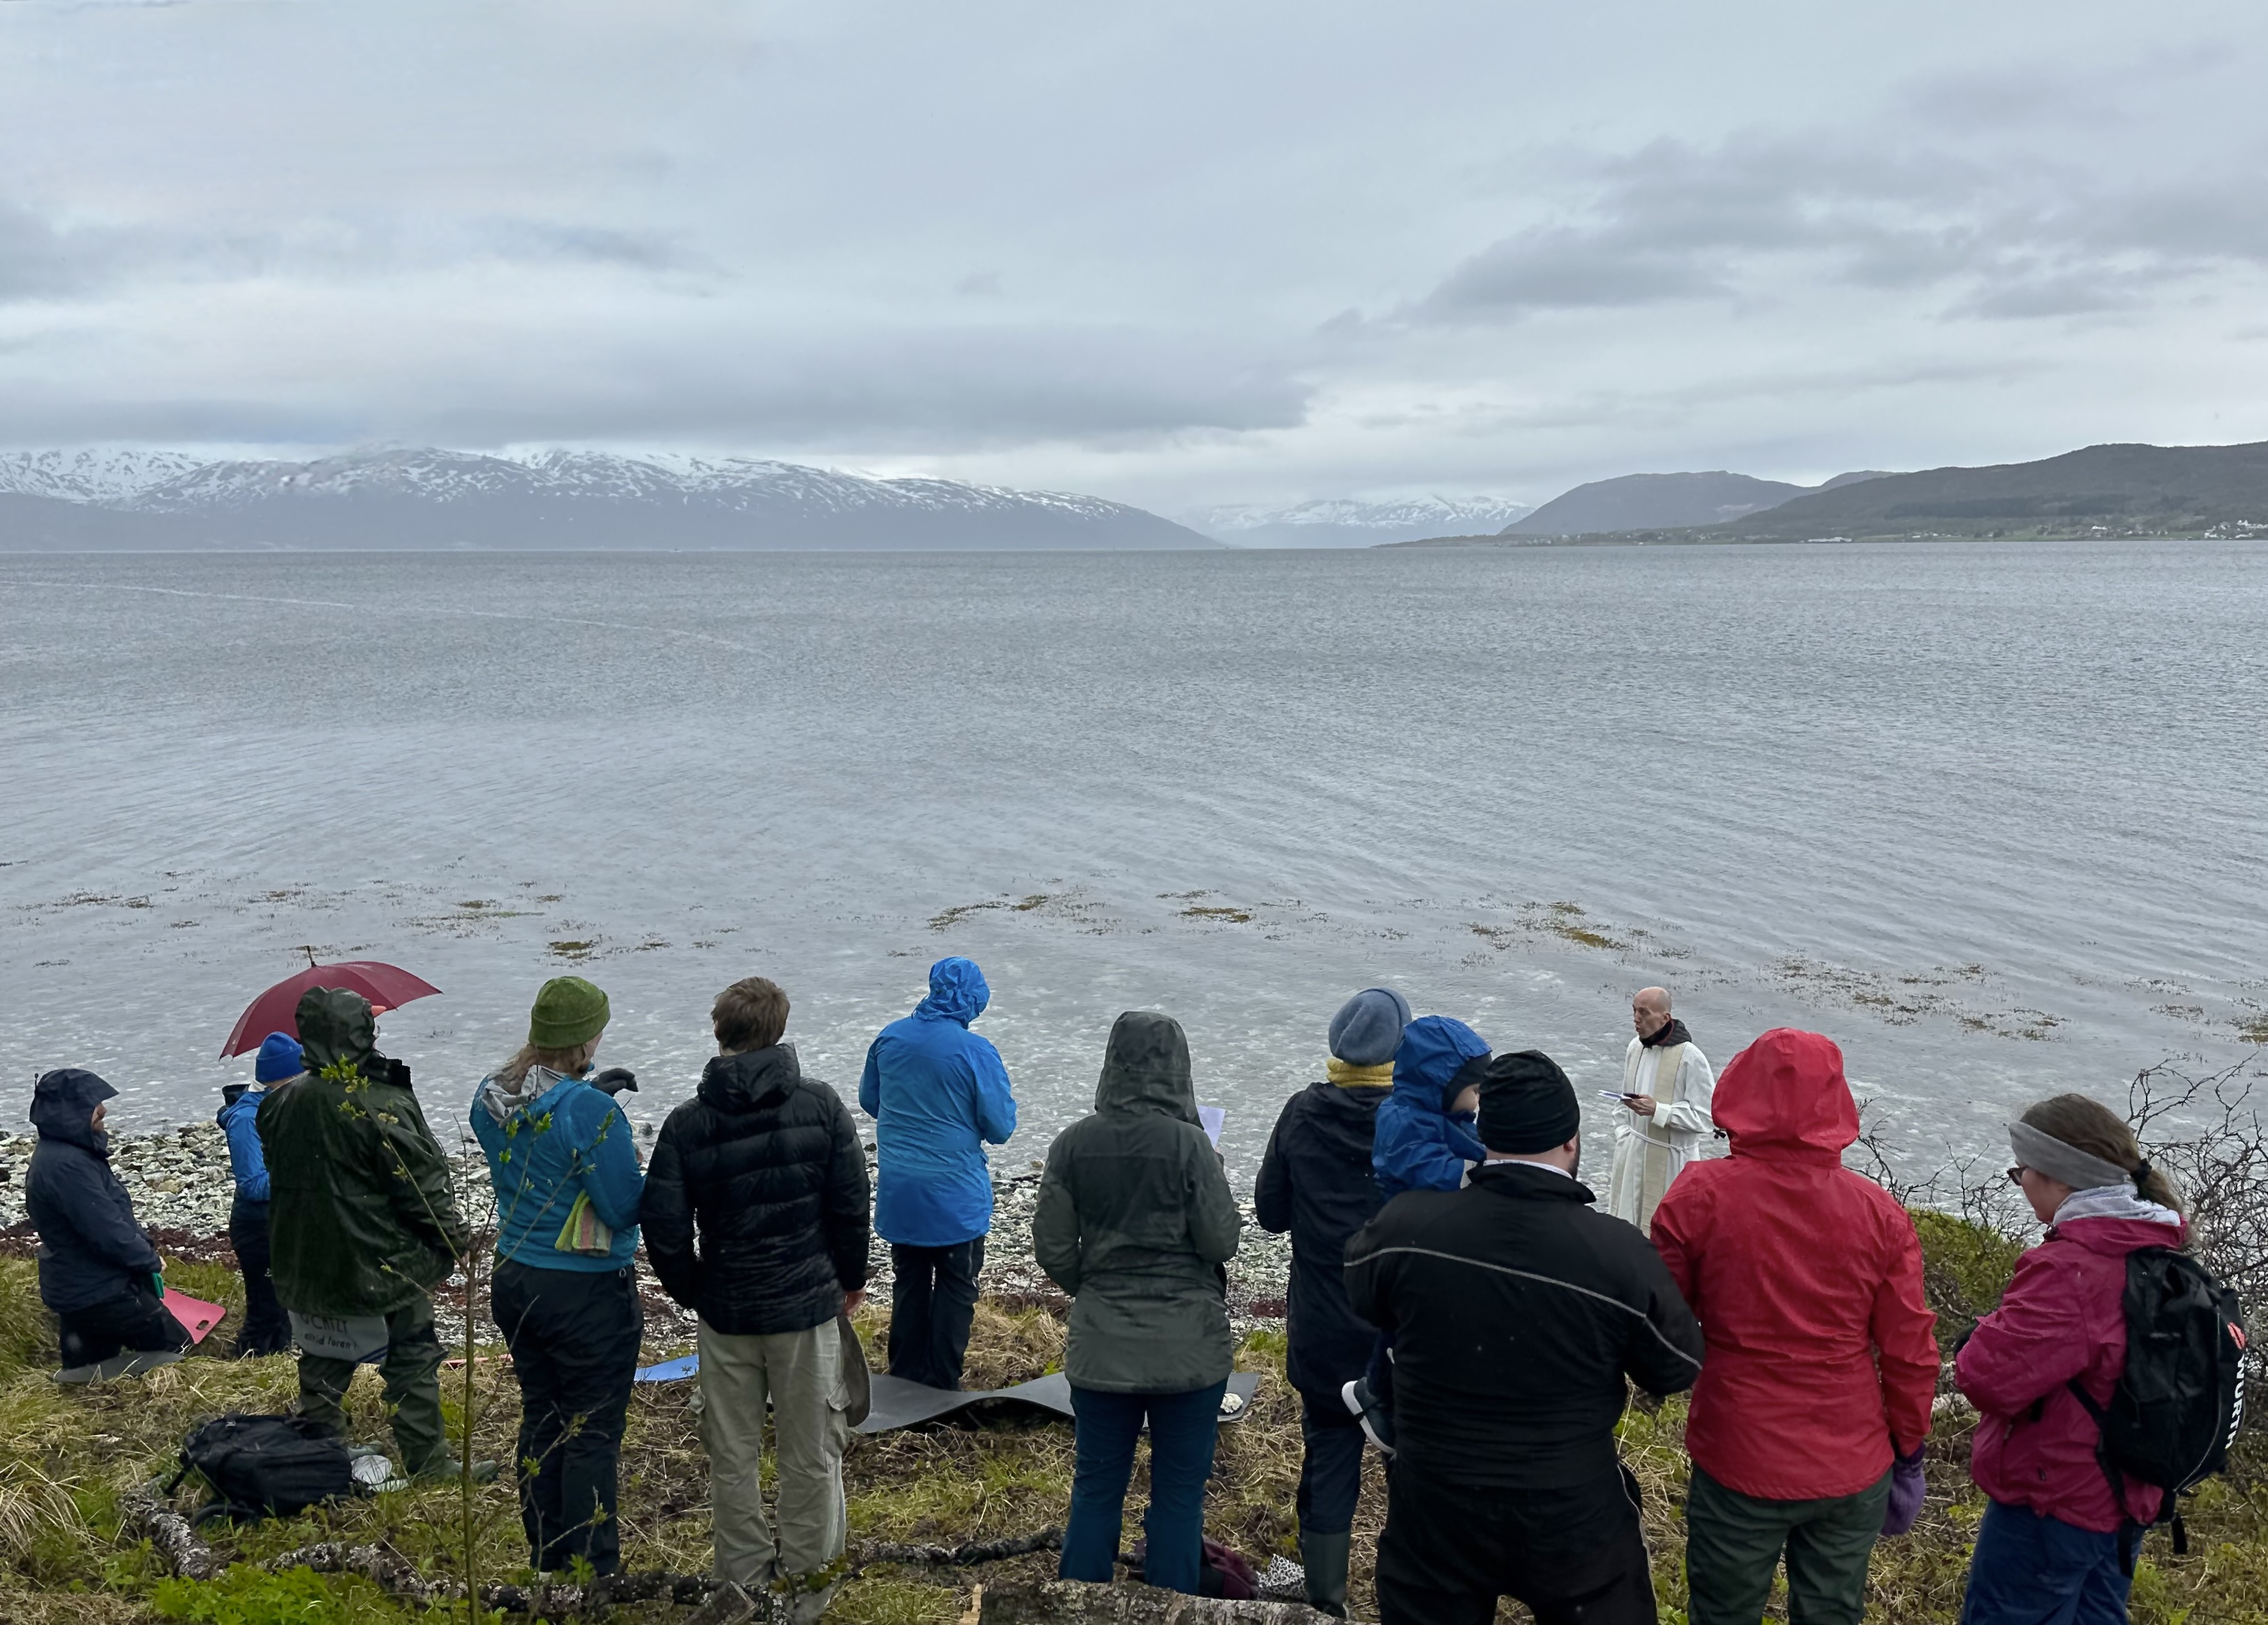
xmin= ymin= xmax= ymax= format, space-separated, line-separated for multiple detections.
xmin=1605 ymin=986 xmax=1715 ymax=1235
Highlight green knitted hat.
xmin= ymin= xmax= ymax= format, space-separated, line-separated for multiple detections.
xmin=529 ymin=976 xmax=610 ymax=1050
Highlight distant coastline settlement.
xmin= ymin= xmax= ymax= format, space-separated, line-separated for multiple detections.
xmin=1 ymin=435 xmax=2265 ymax=552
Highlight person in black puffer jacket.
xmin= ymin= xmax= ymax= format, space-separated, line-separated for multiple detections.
xmin=1252 ymin=986 xmax=1408 ymax=1618
xmin=25 ymin=1069 xmax=191 ymax=1380
xmin=643 ymin=976 xmax=870 ymax=1620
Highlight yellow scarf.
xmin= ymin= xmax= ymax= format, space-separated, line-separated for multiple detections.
xmin=1327 ymin=1058 xmax=1394 ymax=1088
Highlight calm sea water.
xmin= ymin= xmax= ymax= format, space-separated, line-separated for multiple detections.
xmin=3 ymin=542 xmax=2262 ymax=1177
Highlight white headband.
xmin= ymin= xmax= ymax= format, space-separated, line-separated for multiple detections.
xmin=2008 ymin=1120 xmax=2138 ymax=1192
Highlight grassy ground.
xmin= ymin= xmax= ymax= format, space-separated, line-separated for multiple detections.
xmin=3 ymin=1218 xmax=2266 ymax=1624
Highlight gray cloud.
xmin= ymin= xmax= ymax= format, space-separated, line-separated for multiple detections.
xmin=0 ymin=202 xmax=137 ymax=298
xmin=1413 ymin=131 xmax=2268 ymax=325
xmin=0 ymin=316 xmax=1310 ymax=452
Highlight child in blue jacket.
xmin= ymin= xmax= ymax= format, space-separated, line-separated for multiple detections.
xmin=218 ymin=1031 xmax=301 ymax=1356
xmin=1345 ymin=1014 xmax=1491 ymax=1453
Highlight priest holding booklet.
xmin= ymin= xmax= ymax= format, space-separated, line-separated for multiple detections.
xmin=1603 ymin=986 xmax=1715 ymax=1235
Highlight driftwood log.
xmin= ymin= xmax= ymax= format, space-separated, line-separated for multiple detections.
xmin=979 ymin=1580 xmax=1352 ymax=1624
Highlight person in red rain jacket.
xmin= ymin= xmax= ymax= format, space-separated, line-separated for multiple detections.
xmin=1953 ymin=1093 xmax=2186 ymax=1625
xmin=1651 ymin=1028 xmax=1938 ymax=1625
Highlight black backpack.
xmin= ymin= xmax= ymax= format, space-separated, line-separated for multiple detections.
xmin=168 ymin=1414 xmax=357 ymax=1526
xmin=2067 ymin=1247 xmax=2247 ymax=1552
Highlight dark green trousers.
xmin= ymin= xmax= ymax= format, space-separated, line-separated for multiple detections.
xmin=294 ymin=1294 xmax=449 ymax=1476
xmin=1684 ymin=1464 xmax=1888 ymax=1625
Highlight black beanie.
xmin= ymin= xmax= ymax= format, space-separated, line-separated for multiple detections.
xmin=1477 ymin=1050 xmax=1580 ymax=1155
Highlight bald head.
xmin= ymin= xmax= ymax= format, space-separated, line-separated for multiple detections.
xmin=1632 ymin=987 xmax=1673 ymax=1039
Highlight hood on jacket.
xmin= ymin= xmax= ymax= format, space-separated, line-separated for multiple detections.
xmin=1715 ymin=1027 xmax=1856 ymax=1162
xmin=1094 ymin=1011 xmax=1198 ymax=1122
xmin=1392 ymin=1016 xmax=1491 ymax=1113
xmin=31 ymin=1068 xmax=117 ymax=1154
xmin=1643 ymin=1017 xmax=1694 ymax=1049
xmin=701 ymin=1044 xmax=803 ymax=1114
xmin=914 ymin=956 xmax=990 ymax=1026
xmin=2052 ymin=1212 xmax=2191 ymax=1257
xmin=477 ymin=1064 xmax=577 ymax=1126
xmin=297 ymin=986 xmax=378 ymax=1076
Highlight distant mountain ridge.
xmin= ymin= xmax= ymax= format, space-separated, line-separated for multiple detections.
xmin=1385 ymin=442 xmax=2268 ymax=547
xmin=1199 ymin=494 xmax=1534 ymax=547
xmin=1502 ymin=470 xmax=1888 ymax=536
xmin=1677 ymin=442 xmax=2268 ymax=540
xmin=0 ymin=447 xmax=1218 ymax=551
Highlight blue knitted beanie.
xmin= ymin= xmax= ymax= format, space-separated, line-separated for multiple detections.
xmin=254 ymin=1031 xmax=305 ymax=1083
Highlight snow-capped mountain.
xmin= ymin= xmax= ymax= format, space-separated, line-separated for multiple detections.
xmin=1197 ymin=495 xmax=1535 ymax=547
xmin=0 ymin=446 xmax=1216 ymax=551
xmin=0 ymin=447 xmax=206 ymax=505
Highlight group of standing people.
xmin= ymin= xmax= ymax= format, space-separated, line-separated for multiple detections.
xmin=1259 ymin=987 xmax=2208 ymax=1625
xmin=18 ymin=957 xmax=2214 ymax=1625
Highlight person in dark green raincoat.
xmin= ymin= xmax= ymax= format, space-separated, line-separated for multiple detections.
xmin=1034 ymin=1010 xmax=1241 ymax=1595
xmin=257 ymin=986 xmax=480 ymax=1479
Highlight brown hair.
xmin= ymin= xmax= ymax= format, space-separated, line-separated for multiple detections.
xmin=493 ymin=1038 xmax=601 ymax=1088
xmin=2020 ymin=1093 xmax=2183 ymax=1214
xmin=713 ymin=977 xmax=789 ymax=1055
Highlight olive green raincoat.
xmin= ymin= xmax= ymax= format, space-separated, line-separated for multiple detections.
xmin=257 ymin=987 xmax=470 ymax=1317
xmin=1033 ymin=1011 xmax=1241 ymax=1393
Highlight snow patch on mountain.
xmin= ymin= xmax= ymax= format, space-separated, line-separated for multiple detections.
xmin=0 ymin=448 xmax=204 ymax=505
xmin=1198 ymin=495 xmax=1534 ymax=547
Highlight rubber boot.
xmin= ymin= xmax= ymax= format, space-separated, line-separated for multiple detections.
xmin=1301 ymin=1529 xmax=1351 ymax=1619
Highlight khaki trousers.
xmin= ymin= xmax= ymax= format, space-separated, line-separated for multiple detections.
xmin=698 ymin=1316 xmax=851 ymax=1594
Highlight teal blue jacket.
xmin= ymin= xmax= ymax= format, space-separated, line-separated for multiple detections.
xmin=470 ymin=1068 xmax=643 ymax=1272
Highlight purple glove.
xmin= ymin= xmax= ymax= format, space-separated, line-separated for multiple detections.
xmin=1881 ymin=1445 xmax=1927 ymax=1536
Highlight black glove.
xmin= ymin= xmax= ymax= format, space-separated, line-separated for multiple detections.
xmin=591 ymin=1067 xmax=638 ymax=1095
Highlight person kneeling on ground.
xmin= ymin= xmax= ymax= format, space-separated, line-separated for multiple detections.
xmin=1651 ymin=1028 xmax=1938 ymax=1625
xmin=219 ymin=1032 xmax=300 ymax=1358
xmin=1035 ymin=1011 xmax=1243 ymax=1597
xmin=858 ymin=954 xmax=1018 ymax=1390
xmin=1253 ymin=985 xmax=1408 ymax=1617
xmin=1954 ymin=1095 xmax=2188 ymax=1625
xmin=27 ymin=1069 xmax=191 ymax=1382
xmin=259 ymin=988 xmax=489 ymax=1482
xmin=1343 ymin=1012 xmax=1490 ymax=1453
xmin=472 ymin=976 xmax=646 ymax=1578
xmin=643 ymin=975 xmax=871 ymax=1624
xmin=1345 ymin=1050 xmax=1703 ymax=1625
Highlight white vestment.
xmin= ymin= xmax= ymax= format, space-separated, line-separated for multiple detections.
xmin=1604 ymin=1034 xmax=1715 ymax=1234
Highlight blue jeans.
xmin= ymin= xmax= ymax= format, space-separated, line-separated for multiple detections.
xmin=1059 ymin=1381 xmax=1227 ymax=1594
xmin=1960 ymin=1499 xmax=2142 ymax=1625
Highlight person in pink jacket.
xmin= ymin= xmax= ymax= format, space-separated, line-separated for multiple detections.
xmin=1955 ymin=1093 xmax=2186 ymax=1625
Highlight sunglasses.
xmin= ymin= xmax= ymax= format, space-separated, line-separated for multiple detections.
xmin=2006 ymin=1166 xmax=2028 ymax=1187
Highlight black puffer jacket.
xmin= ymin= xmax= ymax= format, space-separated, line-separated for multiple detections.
xmin=24 ymin=1069 xmax=162 ymax=1313
xmin=1253 ymin=1079 xmax=1389 ymax=1402
xmin=643 ymin=1044 xmax=871 ymax=1337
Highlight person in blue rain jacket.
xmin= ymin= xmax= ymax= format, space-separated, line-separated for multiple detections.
xmin=218 ymin=1031 xmax=300 ymax=1356
xmin=1343 ymin=1014 xmax=1492 ymax=1453
xmin=858 ymin=956 xmax=1018 ymax=1389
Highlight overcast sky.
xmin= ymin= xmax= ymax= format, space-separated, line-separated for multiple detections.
xmin=3 ymin=0 xmax=2265 ymax=513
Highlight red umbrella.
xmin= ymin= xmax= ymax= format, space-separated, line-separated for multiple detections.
xmin=220 ymin=958 xmax=442 ymax=1059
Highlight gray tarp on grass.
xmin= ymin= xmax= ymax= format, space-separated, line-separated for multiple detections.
xmin=635 ymin=1355 xmax=1260 ymax=1434
xmin=855 ymin=1370 xmax=1261 ymax=1434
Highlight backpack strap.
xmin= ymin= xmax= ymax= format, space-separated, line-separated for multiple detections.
xmin=2067 ymin=1378 xmax=2145 ymax=1531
